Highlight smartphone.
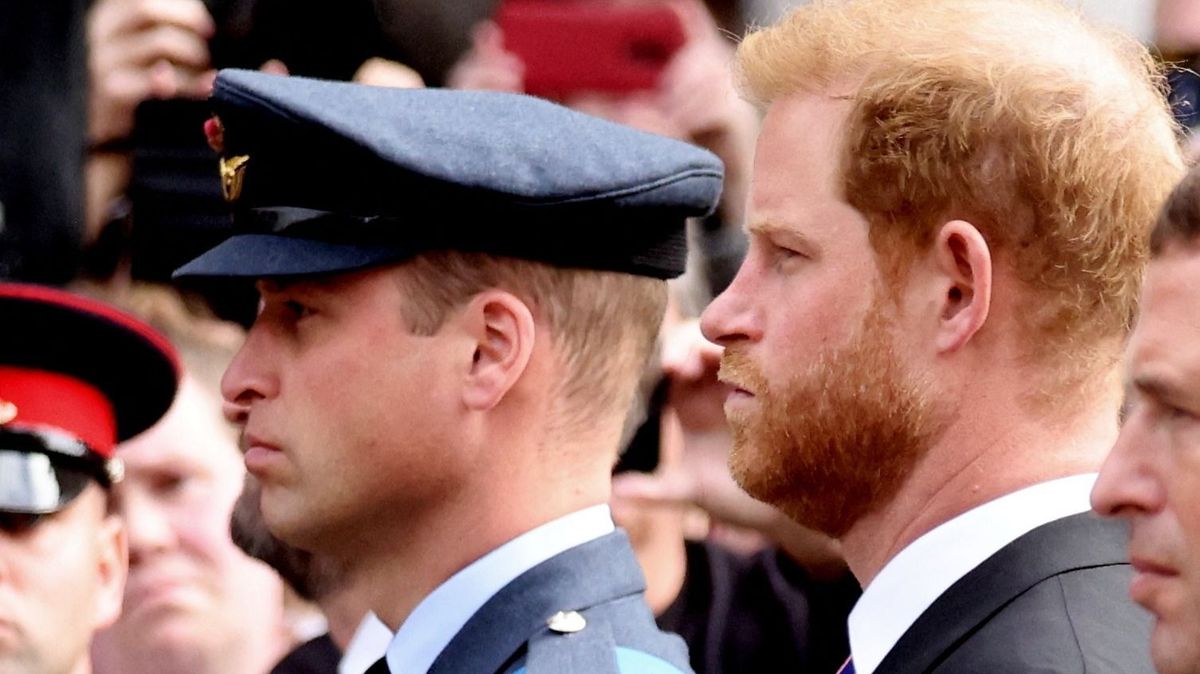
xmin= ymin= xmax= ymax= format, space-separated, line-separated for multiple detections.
xmin=614 ymin=375 xmax=670 ymax=475
xmin=496 ymin=0 xmax=687 ymax=97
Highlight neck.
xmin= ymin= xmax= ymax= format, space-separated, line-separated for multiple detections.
xmin=318 ymin=576 xmax=377 ymax=651
xmin=840 ymin=390 xmax=1119 ymax=587
xmin=339 ymin=435 xmax=615 ymax=632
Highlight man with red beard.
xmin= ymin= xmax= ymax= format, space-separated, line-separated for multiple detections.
xmin=700 ymin=1 xmax=1184 ymax=672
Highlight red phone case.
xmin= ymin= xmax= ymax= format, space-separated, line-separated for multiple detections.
xmin=497 ymin=0 xmax=687 ymax=96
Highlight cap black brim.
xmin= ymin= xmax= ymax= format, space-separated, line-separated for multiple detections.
xmin=173 ymin=234 xmax=410 ymax=280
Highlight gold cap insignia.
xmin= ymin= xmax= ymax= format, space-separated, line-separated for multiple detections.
xmin=106 ymin=457 xmax=125 ymax=485
xmin=220 ymin=155 xmax=250 ymax=202
xmin=0 ymin=398 xmax=17 ymax=425
xmin=547 ymin=610 xmax=586 ymax=634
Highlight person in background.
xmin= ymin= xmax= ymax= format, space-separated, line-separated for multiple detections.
xmin=84 ymin=0 xmax=429 ymax=324
xmin=0 ymin=282 xmax=178 ymax=674
xmin=1092 ymin=166 xmax=1200 ymax=674
xmin=699 ymin=0 xmax=1183 ymax=672
xmin=87 ymin=285 xmax=293 ymax=674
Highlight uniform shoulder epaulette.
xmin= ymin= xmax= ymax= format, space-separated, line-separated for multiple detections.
xmin=517 ymin=609 xmax=688 ymax=674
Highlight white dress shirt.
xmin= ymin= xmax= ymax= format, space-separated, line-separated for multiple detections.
xmin=368 ymin=504 xmax=616 ymax=674
xmin=339 ymin=612 xmax=393 ymax=674
xmin=847 ymin=474 xmax=1098 ymax=674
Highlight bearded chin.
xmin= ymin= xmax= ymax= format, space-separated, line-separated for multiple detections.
xmin=725 ymin=311 xmax=940 ymax=539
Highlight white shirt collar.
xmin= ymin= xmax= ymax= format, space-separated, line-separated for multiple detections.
xmin=339 ymin=612 xmax=393 ymax=674
xmin=847 ymin=473 xmax=1098 ymax=674
xmin=383 ymin=504 xmax=615 ymax=674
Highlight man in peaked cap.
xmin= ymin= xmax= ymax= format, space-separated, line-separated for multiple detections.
xmin=0 ymin=282 xmax=178 ymax=674
xmin=175 ymin=69 xmax=724 ymax=674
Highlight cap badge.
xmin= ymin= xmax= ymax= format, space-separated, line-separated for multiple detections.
xmin=0 ymin=398 xmax=16 ymax=425
xmin=220 ymin=155 xmax=250 ymax=202
xmin=547 ymin=610 xmax=587 ymax=634
xmin=106 ymin=457 xmax=125 ymax=485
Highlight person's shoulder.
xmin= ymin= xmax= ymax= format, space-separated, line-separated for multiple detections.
xmin=940 ymin=564 xmax=1151 ymax=673
xmin=511 ymin=644 xmax=690 ymax=674
xmin=511 ymin=601 xmax=695 ymax=674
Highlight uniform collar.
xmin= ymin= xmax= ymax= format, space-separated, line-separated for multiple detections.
xmin=384 ymin=505 xmax=615 ymax=674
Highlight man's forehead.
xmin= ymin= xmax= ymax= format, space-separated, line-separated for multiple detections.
xmin=1140 ymin=250 xmax=1200 ymax=333
xmin=1128 ymin=250 xmax=1200 ymax=400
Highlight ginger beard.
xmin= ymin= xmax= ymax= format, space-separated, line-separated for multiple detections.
xmin=721 ymin=298 xmax=940 ymax=538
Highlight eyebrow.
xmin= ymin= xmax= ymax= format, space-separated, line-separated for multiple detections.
xmin=1130 ymin=374 xmax=1186 ymax=408
xmin=747 ymin=219 xmax=818 ymax=249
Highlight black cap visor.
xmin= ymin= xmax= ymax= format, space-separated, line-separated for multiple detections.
xmin=173 ymin=233 xmax=410 ymax=280
xmin=0 ymin=429 xmax=114 ymax=516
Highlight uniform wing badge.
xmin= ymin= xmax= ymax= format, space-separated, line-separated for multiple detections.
xmin=220 ymin=155 xmax=250 ymax=202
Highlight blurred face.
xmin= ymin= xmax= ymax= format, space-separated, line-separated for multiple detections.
xmin=220 ymin=267 xmax=463 ymax=555
xmin=0 ymin=485 xmax=124 ymax=674
xmin=700 ymin=91 xmax=936 ymax=538
xmin=91 ymin=376 xmax=285 ymax=671
xmin=1092 ymin=247 xmax=1200 ymax=674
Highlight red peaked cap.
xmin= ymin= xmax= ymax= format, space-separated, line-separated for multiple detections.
xmin=0 ymin=283 xmax=180 ymax=458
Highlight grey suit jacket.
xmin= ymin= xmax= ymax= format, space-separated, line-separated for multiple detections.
xmin=427 ymin=530 xmax=694 ymax=674
xmin=875 ymin=513 xmax=1153 ymax=674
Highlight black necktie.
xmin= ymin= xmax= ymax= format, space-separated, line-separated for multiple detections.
xmin=364 ymin=656 xmax=391 ymax=674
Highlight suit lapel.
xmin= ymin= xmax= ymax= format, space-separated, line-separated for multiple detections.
xmin=874 ymin=512 xmax=1129 ymax=674
xmin=428 ymin=530 xmax=646 ymax=674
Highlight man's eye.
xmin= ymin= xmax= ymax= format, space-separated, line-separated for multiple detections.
xmin=1166 ymin=404 xmax=1197 ymax=422
xmin=285 ymin=301 xmax=314 ymax=319
xmin=151 ymin=472 xmax=191 ymax=496
xmin=772 ymin=243 xmax=803 ymax=267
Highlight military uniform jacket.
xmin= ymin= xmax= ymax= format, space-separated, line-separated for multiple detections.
xmin=874 ymin=513 xmax=1153 ymax=674
xmin=373 ymin=530 xmax=693 ymax=674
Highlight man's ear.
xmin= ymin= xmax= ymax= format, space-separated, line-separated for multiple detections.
xmin=459 ymin=289 xmax=536 ymax=411
xmin=93 ymin=511 xmax=127 ymax=630
xmin=932 ymin=220 xmax=992 ymax=354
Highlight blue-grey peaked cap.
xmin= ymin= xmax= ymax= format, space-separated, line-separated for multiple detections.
xmin=173 ymin=69 xmax=725 ymax=281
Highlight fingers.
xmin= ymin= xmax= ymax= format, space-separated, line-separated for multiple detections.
xmin=259 ymin=59 xmax=289 ymax=76
xmin=91 ymin=0 xmax=214 ymax=41
xmin=353 ymin=58 xmax=425 ymax=89
xmin=662 ymin=319 xmax=722 ymax=382
xmin=611 ymin=469 xmax=698 ymax=509
xmin=87 ymin=0 xmax=215 ymax=143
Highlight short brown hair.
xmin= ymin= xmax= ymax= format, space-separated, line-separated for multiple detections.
xmin=396 ymin=251 xmax=668 ymax=435
xmin=1152 ymin=165 xmax=1200 ymax=255
xmin=738 ymin=0 xmax=1183 ymax=382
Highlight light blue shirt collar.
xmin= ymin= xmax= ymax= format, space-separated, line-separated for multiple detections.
xmin=383 ymin=504 xmax=615 ymax=674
